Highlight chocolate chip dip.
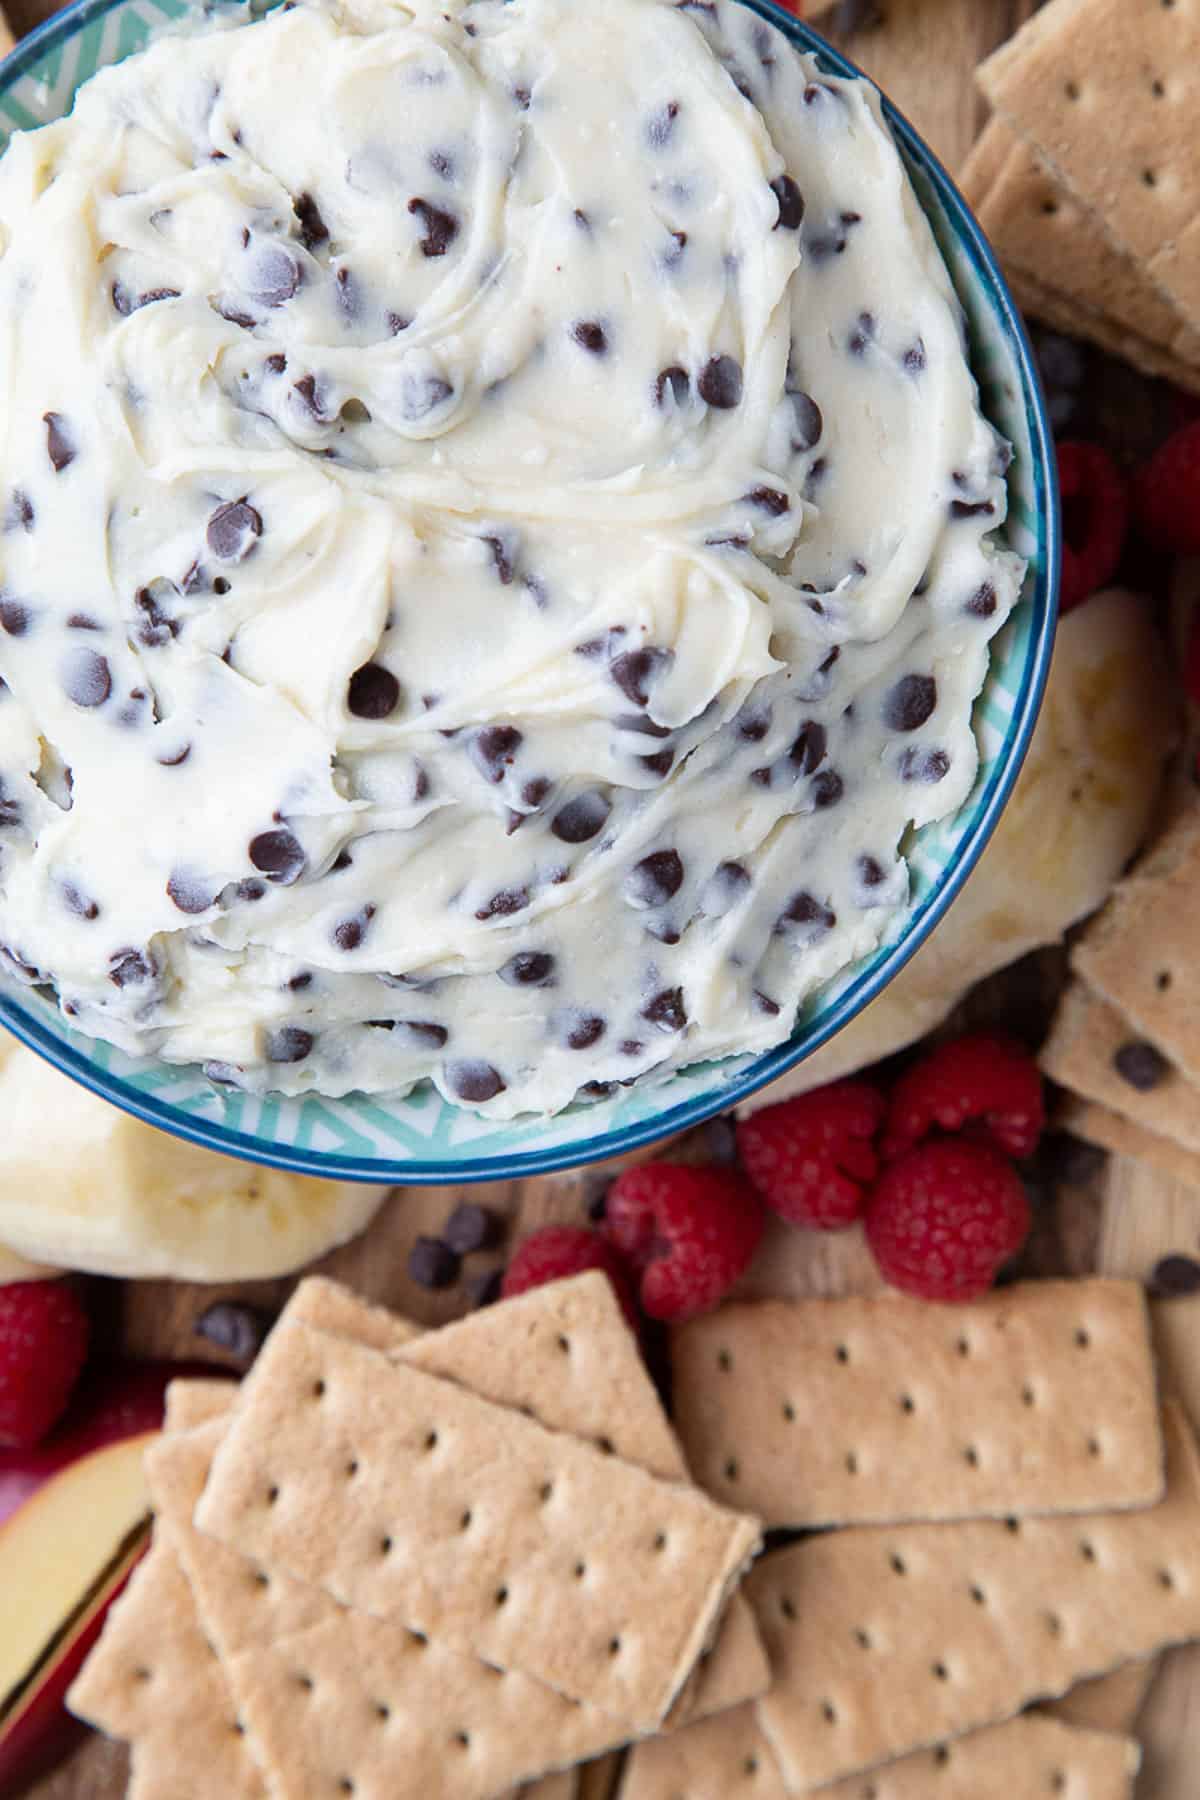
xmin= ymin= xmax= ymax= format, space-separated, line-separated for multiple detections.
xmin=0 ymin=0 xmax=1023 ymax=1115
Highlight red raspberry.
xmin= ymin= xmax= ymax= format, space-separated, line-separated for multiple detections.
xmin=1056 ymin=440 xmax=1128 ymax=614
xmin=865 ymin=1139 xmax=1031 ymax=1302
xmin=736 ymin=1080 xmax=886 ymax=1230
xmin=0 ymin=1281 xmax=90 ymax=1449
xmin=883 ymin=1033 xmax=1045 ymax=1162
xmin=1134 ymin=419 xmax=1200 ymax=556
xmin=501 ymin=1225 xmax=639 ymax=1329
xmin=603 ymin=1164 xmax=764 ymax=1323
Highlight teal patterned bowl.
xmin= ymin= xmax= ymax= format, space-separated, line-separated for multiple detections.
xmin=0 ymin=0 xmax=1058 ymax=1183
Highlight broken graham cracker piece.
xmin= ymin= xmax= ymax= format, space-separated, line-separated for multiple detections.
xmin=978 ymin=0 xmax=1200 ymax=335
xmin=746 ymin=1400 xmax=1200 ymax=1792
xmin=1043 ymin=984 xmax=1200 ymax=1152
xmin=195 ymin=1313 xmax=761 ymax=1730
xmin=1057 ymin=1095 xmax=1200 ymax=1194
xmin=811 ymin=1716 xmax=1139 ymax=1800
xmin=671 ymin=1281 xmax=1163 ymax=1527
xmin=617 ymin=1702 xmax=787 ymax=1800
xmin=149 ymin=1416 xmax=636 ymax=1800
xmin=66 ymin=1533 xmax=265 ymax=1800
xmin=1042 ymin=1660 xmax=1155 ymax=1736
xmin=291 ymin=1274 xmax=769 ymax=1724
xmin=1072 ymin=805 xmax=1200 ymax=1088
xmin=163 ymin=1377 xmax=239 ymax=1434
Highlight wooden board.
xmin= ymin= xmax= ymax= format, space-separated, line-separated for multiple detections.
xmin=7 ymin=0 xmax=1197 ymax=1793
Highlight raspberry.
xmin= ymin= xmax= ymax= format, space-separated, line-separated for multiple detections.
xmin=0 ymin=1280 xmax=90 ymax=1449
xmin=883 ymin=1033 xmax=1045 ymax=1162
xmin=501 ymin=1225 xmax=639 ymax=1329
xmin=1056 ymin=440 xmax=1129 ymax=614
xmin=1134 ymin=419 xmax=1200 ymax=556
xmin=864 ymin=1140 xmax=1031 ymax=1302
xmin=736 ymin=1080 xmax=886 ymax=1230
xmin=603 ymin=1164 xmax=764 ymax=1323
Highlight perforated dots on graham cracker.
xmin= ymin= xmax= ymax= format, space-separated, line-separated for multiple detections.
xmin=812 ymin=1715 xmax=1139 ymax=1800
xmin=672 ymin=1282 xmax=1163 ymax=1527
xmin=745 ymin=1402 xmax=1200 ymax=1792
xmin=195 ymin=1315 xmax=760 ymax=1731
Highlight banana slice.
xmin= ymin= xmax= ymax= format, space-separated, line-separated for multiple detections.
xmin=0 ymin=1040 xmax=389 ymax=1280
xmin=747 ymin=588 xmax=1177 ymax=1103
xmin=0 ymin=1242 xmax=62 ymax=1284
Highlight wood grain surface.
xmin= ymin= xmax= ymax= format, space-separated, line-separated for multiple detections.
xmin=8 ymin=0 xmax=1197 ymax=1794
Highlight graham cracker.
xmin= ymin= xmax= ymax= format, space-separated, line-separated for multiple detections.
xmin=671 ymin=1282 xmax=1163 ymax=1527
xmin=150 ymin=1413 xmax=636 ymax=1798
xmin=1043 ymin=984 xmax=1200 ymax=1153
xmin=288 ymin=1276 xmax=768 ymax=1724
xmin=1057 ymin=1095 xmax=1200 ymax=1194
xmin=617 ymin=1703 xmax=787 ymax=1800
xmin=1042 ymin=1660 xmax=1155 ymax=1736
xmin=968 ymin=123 xmax=1200 ymax=365
xmin=811 ymin=1716 xmax=1139 ymax=1800
xmin=521 ymin=1777 xmax=578 ymax=1800
xmin=958 ymin=118 xmax=1013 ymax=207
xmin=746 ymin=1400 xmax=1200 ymax=1791
xmin=163 ymin=1377 xmax=240 ymax=1434
xmin=978 ymin=0 xmax=1200 ymax=335
xmin=65 ymin=1533 xmax=265 ymax=1800
xmin=194 ymin=1313 xmax=761 ymax=1730
xmin=1004 ymin=265 xmax=1200 ymax=396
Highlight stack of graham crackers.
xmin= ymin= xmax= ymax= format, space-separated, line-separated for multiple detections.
xmin=70 ymin=1270 xmax=1200 ymax=1796
xmin=67 ymin=1272 xmax=768 ymax=1799
xmin=1042 ymin=794 xmax=1200 ymax=1192
xmin=961 ymin=0 xmax=1200 ymax=395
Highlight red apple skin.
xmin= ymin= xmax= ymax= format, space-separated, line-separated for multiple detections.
xmin=0 ymin=1547 xmax=144 ymax=1793
xmin=0 ymin=1358 xmax=229 ymax=1526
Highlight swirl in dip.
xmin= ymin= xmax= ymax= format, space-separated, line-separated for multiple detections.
xmin=0 ymin=0 xmax=1023 ymax=1115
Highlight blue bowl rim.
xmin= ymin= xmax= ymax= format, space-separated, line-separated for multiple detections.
xmin=0 ymin=0 xmax=1060 ymax=1185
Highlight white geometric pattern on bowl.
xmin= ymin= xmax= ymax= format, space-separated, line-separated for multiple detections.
xmin=0 ymin=0 xmax=1059 ymax=1181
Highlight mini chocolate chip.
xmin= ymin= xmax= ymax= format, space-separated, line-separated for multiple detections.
xmin=565 ymin=1013 xmax=606 ymax=1050
xmin=444 ymin=1203 xmax=504 ymax=1256
xmin=293 ymin=372 xmax=333 ymax=421
xmin=167 ymin=870 xmax=217 ymax=915
xmin=655 ymin=365 xmax=690 ymax=407
xmin=0 ymin=785 xmax=21 ymax=829
xmin=195 ymin=1300 xmax=272 ymax=1361
xmin=736 ymin=702 xmax=772 ymax=741
xmin=1147 ymin=1255 xmax=1200 ymax=1300
xmin=330 ymin=851 xmax=353 ymax=873
xmin=387 ymin=311 xmax=411 ymax=336
xmin=753 ymin=989 xmax=781 ymax=1016
xmin=0 ymin=601 xmax=29 ymax=636
xmin=702 ymin=860 xmax=751 ymax=915
xmin=552 ymin=791 xmax=610 ymax=844
xmin=898 ymin=747 xmax=950 ymax=784
xmin=747 ymin=485 xmax=790 ymax=516
xmin=333 ymin=904 xmax=376 ymax=951
xmin=44 ymin=412 xmax=76 ymax=472
xmin=109 ymin=947 xmax=155 ymax=988
xmin=1113 ymin=1040 xmax=1169 ymax=1091
xmin=207 ymin=499 xmax=262 ymax=563
xmin=249 ymin=828 xmax=305 ymax=884
xmin=610 ymin=647 xmax=671 ymax=707
xmin=265 ymin=352 xmax=287 ymax=376
xmin=777 ymin=890 xmax=836 ymax=935
xmin=475 ymin=886 xmax=529 ymax=921
xmin=408 ymin=198 xmax=459 ymax=256
xmin=967 ymin=581 xmax=997 ymax=618
xmin=236 ymin=879 xmax=266 ymax=902
xmin=789 ymin=721 xmax=827 ymax=775
xmin=154 ymin=740 xmax=191 ymax=768
xmin=266 ymin=1025 xmax=314 ymax=1063
xmin=639 ymin=747 xmax=675 ymax=778
xmin=572 ymin=320 xmax=608 ymax=354
xmin=848 ymin=311 xmax=875 ymax=356
xmin=447 ymin=1059 xmax=506 ymax=1103
xmin=646 ymin=99 xmax=680 ymax=147
xmin=857 ymin=854 xmax=886 ymax=887
xmin=61 ymin=647 xmax=112 ymax=708
xmin=348 ymin=662 xmax=401 ymax=719
xmin=698 ymin=356 xmax=743 ymax=409
xmin=471 ymin=724 xmax=522 ymax=782
xmin=884 ymin=674 xmax=937 ymax=732
xmin=294 ymin=191 xmax=329 ymax=249
xmin=804 ymin=456 xmax=829 ymax=497
xmin=409 ymin=1236 xmax=461 ymax=1290
xmin=770 ymin=174 xmax=805 ymax=230
xmin=520 ymin=777 xmax=551 ymax=810
xmin=481 ymin=532 xmax=517 ymax=585
xmin=903 ymin=340 xmax=926 ymax=374
xmin=467 ymin=1268 xmax=503 ymax=1309
xmin=625 ymin=849 xmax=684 ymax=908
xmin=812 ymin=769 xmax=844 ymax=808
xmin=248 ymin=243 xmax=301 ymax=307
xmin=217 ymin=301 xmax=257 ymax=329
xmin=6 ymin=489 xmax=33 ymax=531
xmin=785 ymin=390 xmax=822 ymax=454
xmin=499 ymin=951 xmax=556 ymax=987
xmin=643 ymin=987 xmax=687 ymax=1032
xmin=62 ymin=881 xmax=100 ymax=920
xmin=950 ymin=498 xmax=996 ymax=519
xmin=288 ymin=971 xmax=313 ymax=992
